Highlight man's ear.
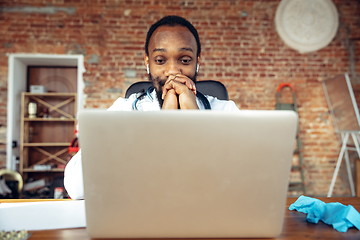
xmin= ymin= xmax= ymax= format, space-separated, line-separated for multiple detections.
xmin=196 ymin=55 xmax=201 ymax=73
xmin=144 ymin=54 xmax=150 ymax=74
xmin=144 ymin=54 xmax=149 ymax=67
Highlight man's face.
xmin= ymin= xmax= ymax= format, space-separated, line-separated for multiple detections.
xmin=145 ymin=25 xmax=199 ymax=97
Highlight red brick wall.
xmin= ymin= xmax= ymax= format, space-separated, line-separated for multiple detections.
xmin=0 ymin=0 xmax=359 ymax=196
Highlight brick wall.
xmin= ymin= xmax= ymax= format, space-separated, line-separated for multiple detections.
xmin=0 ymin=0 xmax=359 ymax=196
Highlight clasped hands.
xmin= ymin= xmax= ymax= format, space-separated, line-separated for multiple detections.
xmin=161 ymin=74 xmax=199 ymax=110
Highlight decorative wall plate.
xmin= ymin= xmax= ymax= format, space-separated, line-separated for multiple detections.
xmin=275 ymin=0 xmax=339 ymax=53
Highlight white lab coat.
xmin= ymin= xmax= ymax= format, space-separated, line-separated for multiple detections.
xmin=64 ymin=90 xmax=239 ymax=199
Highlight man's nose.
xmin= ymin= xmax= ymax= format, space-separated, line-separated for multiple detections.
xmin=165 ymin=61 xmax=181 ymax=76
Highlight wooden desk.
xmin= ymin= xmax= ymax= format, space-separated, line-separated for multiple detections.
xmin=2 ymin=198 xmax=360 ymax=240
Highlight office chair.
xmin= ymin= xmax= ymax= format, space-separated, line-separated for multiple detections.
xmin=125 ymin=80 xmax=229 ymax=100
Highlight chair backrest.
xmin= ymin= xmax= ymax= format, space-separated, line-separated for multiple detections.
xmin=125 ymin=80 xmax=229 ymax=100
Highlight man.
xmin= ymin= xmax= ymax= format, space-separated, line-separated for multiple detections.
xmin=64 ymin=16 xmax=239 ymax=199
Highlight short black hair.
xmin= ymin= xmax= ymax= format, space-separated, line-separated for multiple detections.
xmin=145 ymin=15 xmax=201 ymax=57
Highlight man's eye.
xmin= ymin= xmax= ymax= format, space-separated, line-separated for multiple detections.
xmin=181 ymin=58 xmax=192 ymax=64
xmin=155 ymin=59 xmax=165 ymax=64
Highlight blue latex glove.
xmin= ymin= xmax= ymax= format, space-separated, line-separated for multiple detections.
xmin=289 ymin=195 xmax=360 ymax=232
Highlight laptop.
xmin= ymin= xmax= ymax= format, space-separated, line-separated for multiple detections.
xmin=78 ymin=110 xmax=298 ymax=238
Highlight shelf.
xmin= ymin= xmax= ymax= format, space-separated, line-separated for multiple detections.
xmin=22 ymin=168 xmax=65 ymax=173
xmin=24 ymin=118 xmax=76 ymax=122
xmin=23 ymin=92 xmax=77 ymax=97
xmin=20 ymin=92 xmax=77 ymax=179
xmin=23 ymin=143 xmax=71 ymax=147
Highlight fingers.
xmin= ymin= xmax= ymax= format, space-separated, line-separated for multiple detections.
xmin=161 ymin=74 xmax=199 ymax=110
xmin=172 ymin=74 xmax=196 ymax=92
xmin=162 ymin=89 xmax=178 ymax=109
xmin=162 ymin=74 xmax=196 ymax=99
xmin=162 ymin=81 xmax=175 ymax=100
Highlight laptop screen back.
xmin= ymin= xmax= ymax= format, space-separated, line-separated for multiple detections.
xmin=78 ymin=110 xmax=297 ymax=238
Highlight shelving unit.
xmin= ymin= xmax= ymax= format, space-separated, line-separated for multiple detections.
xmin=20 ymin=93 xmax=77 ymax=181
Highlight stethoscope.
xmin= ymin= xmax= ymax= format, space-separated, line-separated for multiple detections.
xmin=132 ymin=86 xmax=211 ymax=110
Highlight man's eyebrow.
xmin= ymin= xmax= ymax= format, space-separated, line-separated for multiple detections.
xmin=152 ymin=47 xmax=194 ymax=53
xmin=179 ymin=47 xmax=193 ymax=52
xmin=153 ymin=48 xmax=166 ymax=53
